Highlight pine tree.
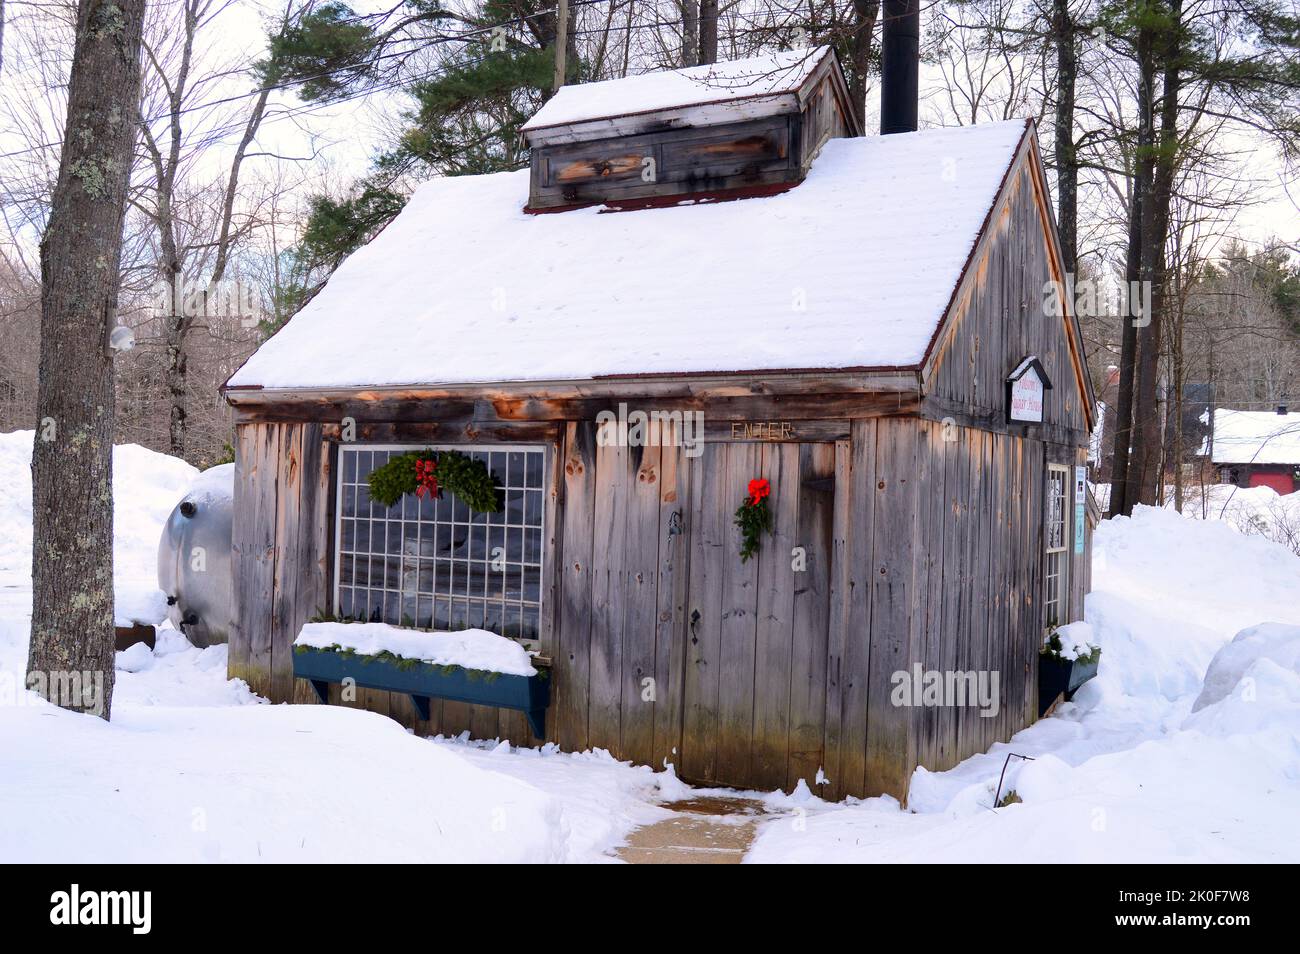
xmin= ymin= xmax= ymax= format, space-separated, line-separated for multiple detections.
xmin=264 ymin=1 xmax=568 ymax=289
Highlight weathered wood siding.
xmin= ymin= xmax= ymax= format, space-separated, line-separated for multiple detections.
xmin=229 ymin=423 xmax=331 ymax=702
xmin=231 ymin=408 xmax=1073 ymax=803
xmin=525 ymin=72 xmax=856 ymax=210
xmin=924 ymin=147 xmax=1090 ymax=444
xmin=529 ymin=114 xmax=803 ymax=210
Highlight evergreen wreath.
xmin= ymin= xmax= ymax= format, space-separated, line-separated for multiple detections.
xmin=734 ymin=478 xmax=773 ymax=562
xmin=367 ymin=449 xmax=501 ymax=513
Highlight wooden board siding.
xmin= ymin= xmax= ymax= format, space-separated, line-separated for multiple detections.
xmin=678 ymin=439 xmax=839 ymax=791
xmin=523 ymin=56 xmax=859 ymax=211
xmin=923 ymin=149 xmax=1091 ymax=444
xmin=230 ymin=422 xmax=330 ymax=700
xmin=528 ymin=115 xmax=803 ymax=211
xmin=230 ymin=414 xmax=1064 ymax=802
xmin=799 ymin=73 xmax=851 ymax=167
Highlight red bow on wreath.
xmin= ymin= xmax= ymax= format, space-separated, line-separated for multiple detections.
xmin=414 ymin=457 xmax=440 ymax=498
xmin=747 ymin=478 xmax=770 ymax=506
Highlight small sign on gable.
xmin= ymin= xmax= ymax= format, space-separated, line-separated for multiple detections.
xmin=1007 ymin=356 xmax=1053 ymax=424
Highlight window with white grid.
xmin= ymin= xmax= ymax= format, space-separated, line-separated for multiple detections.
xmin=1044 ymin=464 xmax=1070 ymax=629
xmin=334 ymin=445 xmax=545 ymax=648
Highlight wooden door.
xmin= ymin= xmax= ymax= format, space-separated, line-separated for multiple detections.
xmin=679 ymin=441 xmax=837 ymax=791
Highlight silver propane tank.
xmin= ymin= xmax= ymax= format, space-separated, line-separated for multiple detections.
xmin=157 ymin=463 xmax=234 ymax=647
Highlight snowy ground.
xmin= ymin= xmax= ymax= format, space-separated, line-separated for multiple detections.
xmin=1 ymin=430 xmax=1298 ymax=862
xmin=749 ymin=504 xmax=1300 ymax=863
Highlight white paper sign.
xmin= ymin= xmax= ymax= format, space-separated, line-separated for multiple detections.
xmin=1009 ymin=367 xmax=1045 ymax=422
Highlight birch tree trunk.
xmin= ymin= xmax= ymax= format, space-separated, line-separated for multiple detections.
xmin=29 ymin=0 xmax=146 ymax=720
xmin=681 ymin=0 xmax=698 ymax=66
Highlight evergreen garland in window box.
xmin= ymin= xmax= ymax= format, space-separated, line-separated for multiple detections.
xmin=366 ymin=449 xmax=501 ymax=512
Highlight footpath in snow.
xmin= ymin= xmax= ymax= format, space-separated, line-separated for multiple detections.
xmin=1 ymin=429 xmax=1298 ymax=862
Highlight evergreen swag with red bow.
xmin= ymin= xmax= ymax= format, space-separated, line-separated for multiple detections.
xmin=367 ymin=450 xmax=500 ymax=513
xmin=734 ymin=478 xmax=772 ymax=562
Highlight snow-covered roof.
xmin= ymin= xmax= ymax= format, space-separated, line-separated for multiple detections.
xmin=521 ymin=47 xmax=832 ymax=134
xmin=1211 ymin=409 xmax=1300 ymax=465
xmin=228 ymin=119 xmax=1032 ymax=392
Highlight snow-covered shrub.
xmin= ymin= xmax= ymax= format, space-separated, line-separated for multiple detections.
xmin=1042 ymin=620 xmax=1101 ymax=664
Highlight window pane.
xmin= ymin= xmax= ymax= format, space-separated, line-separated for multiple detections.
xmin=524 ymin=452 xmax=543 ymax=489
xmin=336 ymin=446 xmax=545 ymax=646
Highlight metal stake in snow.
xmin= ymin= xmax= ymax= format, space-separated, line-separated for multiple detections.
xmin=993 ymin=753 xmax=1035 ymax=809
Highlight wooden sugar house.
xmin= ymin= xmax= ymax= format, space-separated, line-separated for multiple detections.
xmin=223 ymin=43 xmax=1094 ymax=802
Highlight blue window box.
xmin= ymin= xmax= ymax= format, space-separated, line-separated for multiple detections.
xmin=1037 ymin=652 xmax=1099 ymax=716
xmin=293 ymin=647 xmax=551 ymax=738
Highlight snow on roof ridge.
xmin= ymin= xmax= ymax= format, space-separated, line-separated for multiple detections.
xmin=522 ymin=46 xmax=832 ymax=132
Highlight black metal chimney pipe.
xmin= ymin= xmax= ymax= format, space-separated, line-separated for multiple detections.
xmin=880 ymin=0 xmax=920 ymax=134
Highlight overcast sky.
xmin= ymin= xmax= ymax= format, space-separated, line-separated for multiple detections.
xmin=1 ymin=0 xmax=1295 ymax=255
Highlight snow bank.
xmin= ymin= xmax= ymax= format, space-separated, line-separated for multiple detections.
xmin=1174 ymin=483 xmax=1300 ymax=557
xmin=748 ymin=504 xmax=1300 ymax=863
xmin=0 ymin=430 xmax=197 ymax=645
xmin=296 ymin=620 xmax=537 ymax=676
xmin=428 ymin=736 xmax=676 ymax=861
xmin=0 ymin=699 xmax=572 ymax=863
xmin=1092 ymin=503 xmax=1300 ymax=637
xmin=1192 ymin=622 xmax=1300 ymax=712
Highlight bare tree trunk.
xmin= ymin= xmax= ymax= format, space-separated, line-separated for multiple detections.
xmin=1 ymin=0 xmax=7 ymax=76
xmin=139 ymin=0 xmax=199 ymax=460
xmin=1132 ymin=1 xmax=1181 ymax=507
xmin=699 ymin=0 xmax=718 ymax=64
xmin=29 ymin=0 xmax=146 ymax=720
xmin=1052 ymin=0 xmax=1077 ymax=275
xmin=849 ymin=0 xmax=881 ymax=130
xmin=681 ymin=0 xmax=699 ymax=66
xmin=1172 ymin=261 xmax=1185 ymax=512
xmin=1109 ymin=25 xmax=1156 ymax=519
